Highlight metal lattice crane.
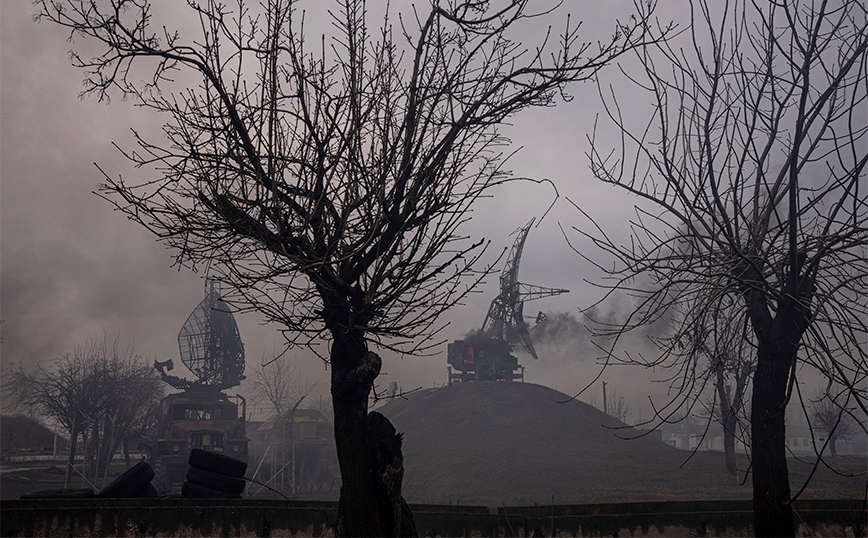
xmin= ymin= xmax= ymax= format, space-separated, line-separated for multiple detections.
xmin=480 ymin=218 xmax=568 ymax=360
xmin=447 ymin=218 xmax=568 ymax=384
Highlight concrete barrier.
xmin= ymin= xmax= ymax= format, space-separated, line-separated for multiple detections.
xmin=2 ymin=498 xmax=864 ymax=537
xmin=498 ymin=499 xmax=867 ymax=537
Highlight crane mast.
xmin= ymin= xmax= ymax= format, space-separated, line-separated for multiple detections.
xmin=448 ymin=219 xmax=568 ymax=383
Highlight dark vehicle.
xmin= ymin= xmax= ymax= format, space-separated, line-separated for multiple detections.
xmin=447 ymin=338 xmax=523 ymax=382
xmin=151 ymin=281 xmax=249 ymax=493
xmin=153 ymin=389 xmax=248 ymax=492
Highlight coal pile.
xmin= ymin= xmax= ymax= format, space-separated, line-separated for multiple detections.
xmin=378 ymin=381 xmax=733 ymax=506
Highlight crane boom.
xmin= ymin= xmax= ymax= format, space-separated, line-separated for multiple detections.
xmin=481 ymin=218 xmax=568 ymax=360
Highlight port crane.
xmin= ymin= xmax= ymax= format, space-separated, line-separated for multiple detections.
xmin=448 ymin=218 xmax=568 ymax=383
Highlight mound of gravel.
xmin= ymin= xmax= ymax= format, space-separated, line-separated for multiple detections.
xmin=378 ymin=381 xmax=723 ymax=506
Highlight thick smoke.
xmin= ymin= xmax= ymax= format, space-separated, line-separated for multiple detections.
xmin=531 ymin=311 xmax=595 ymax=352
xmin=520 ymin=309 xmax=667 ymax=422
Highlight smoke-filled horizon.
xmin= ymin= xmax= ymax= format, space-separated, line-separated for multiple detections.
xmin=0 ymin=1 xmax=729 ymax=421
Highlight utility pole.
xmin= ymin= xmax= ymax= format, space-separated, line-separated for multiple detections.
xmin=602 ymin=382 xmax=608 ymax=416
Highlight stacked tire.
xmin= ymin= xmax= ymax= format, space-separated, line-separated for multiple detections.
xmin=97 ymin=461 xmax=158 ymax=498
xmin=182 ymin=448 xmax=247 ymax=499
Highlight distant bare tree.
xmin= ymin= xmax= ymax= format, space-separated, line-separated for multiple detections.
xmin=249 ymin=354 xmax=315 ymax=493
xmin=693 ymin=296 xmax=754 ymax=476
xmin=38 ymin=0 xmax=658 ymax=533
xmin=809 ymin=388 xmax=857 ymax=457
xmin=249 ymin=354 xmax=315 ymax=417
xmin=589 ymin=385 xmax=632 ymax=424
xmin=3 ymin=336 xmax=163 ymax=487
xmin=4 ymin=356 xmax=95 ymax=487
xmin=572 ymin=1 xmax=868 ymax=535
xmin=607 ymin=388 xmax=632 ymax=424
xmin=97 ymin=351 xmax=165 ymax=477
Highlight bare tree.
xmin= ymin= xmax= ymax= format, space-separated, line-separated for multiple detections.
xmin=38 ymin=0 xmax=657 ymax=533
xmin=693 ymin=296 xmax=754 ymax=476
xmin=93 ymin=350 xmax=165 ymax=480
xmin=572 ymin=1 xmax=867 ymax=535
xmin=249 ymin=354 xmax=315 ymax=493
xmin=809 ymin=387 xmax=857 ymax=457
xmin=249 ymin=354 xmax=315 ymax=417
xmin=588 ymin=385 xmax=632 ymax=424
xmin=3 ymin=336 xmax=164 ymax=487
xmin=607 ymin=387 xmax=632 ymax=424
xmin=5 ymin=354 xmax=97 ymax=487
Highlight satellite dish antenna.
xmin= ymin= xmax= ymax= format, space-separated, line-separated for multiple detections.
xmin=173 ymin=280 xmax=246 ymax=389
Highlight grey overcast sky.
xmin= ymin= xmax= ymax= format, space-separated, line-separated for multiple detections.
xmin=1 ymin=1 xmax=677 ymax=419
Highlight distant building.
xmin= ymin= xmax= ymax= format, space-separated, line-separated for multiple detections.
xmin=246 ymin=409 xmax=339 ymax=498
xmin=660 ymin=423 xmax=745 ymax=452
xmin=1 ymin=415 xmax=60 ymax=461
xmin=658 ymin=411 xmax=866 ymax=456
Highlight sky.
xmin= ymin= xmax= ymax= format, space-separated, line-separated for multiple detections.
xmin=1 ymin=1 xmax=684 ymax=422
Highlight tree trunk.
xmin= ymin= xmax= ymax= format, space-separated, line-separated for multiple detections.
xmin=722 ymin=412 xmax=737 ymax=476
xmin=332 ymin=358 xmax=387 ymax=536
xmin=828 ymin=432 xmax=838 ymax=457
xmin=64 ymin=415 xmax=82 ymax=488
xmin=715 ymin=365 xmax=737 ymax=476
xmin=322 ymin=285 xmax=417 ymax=537
xmin=88 ymin=424 xmax=100 ymax=479
xmin=750 ymin=315 xmax=800 ymax=537
xmin=331 ymin=335 xmax=386 ymax=537
xmin=99 ymin=418 xmax=115 ymax=481
xmin=122 ymin=438 xmax=131 ymax=469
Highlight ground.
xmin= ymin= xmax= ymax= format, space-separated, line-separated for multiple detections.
xmin=3 ymin=381 xmax=865 ymax=504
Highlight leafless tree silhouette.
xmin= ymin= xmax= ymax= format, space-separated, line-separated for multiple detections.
xmin=571 ymin=1 xmax=867 ymax=535
xmin=809 ymin=387 xmax=858 ymax=458
xmin=693 ymin=296 xmax=754 ymax=477
xmin=4 ymin=336 xmax=164 ymax=487
xmin=38 ymin=0 xmax=657 ymax=533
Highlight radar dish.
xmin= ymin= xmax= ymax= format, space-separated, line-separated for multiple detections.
xmin=177 ymin=282 xmax=245 ymax=389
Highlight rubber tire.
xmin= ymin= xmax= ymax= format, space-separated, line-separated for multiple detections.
xmin=20 ymin=488 xmax=95 ymax=499
xmin=97 ymin=461 xmax=154 ymax=498
xmin=187 ymin=448 xmax=247 ymax=478
xmin=131 ymin=481 xmax=159 ymax=498
xmin=181 ymin=480 xmax=242 ymax=499
xmin=151 ymin=458 xmax=167 ymax=497
xmin=186 ymin=466 xmax=246 ymax=495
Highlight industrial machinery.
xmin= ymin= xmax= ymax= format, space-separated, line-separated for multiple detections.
xmin=151 ymin=281 xmax=249 ymax=493
xmin=448 ymin=218 xmax=568 ymax=383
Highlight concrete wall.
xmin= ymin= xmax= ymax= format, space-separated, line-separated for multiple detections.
xmin=497 ymin=499 xmax=866 ymax=537
xmin=2 ymin=498 xmax=864 ymax=537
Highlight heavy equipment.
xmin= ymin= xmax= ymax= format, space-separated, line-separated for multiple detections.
xmin=447 ymin=218 xmax=567 ymax=383
xmin=151 ymin=281 xmax=249 ymax=493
